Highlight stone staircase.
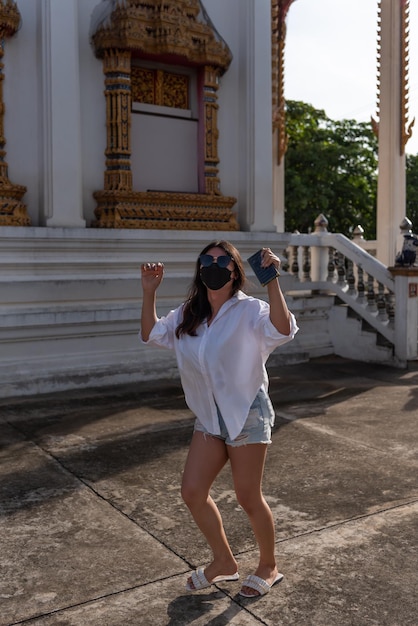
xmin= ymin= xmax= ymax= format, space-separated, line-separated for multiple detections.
xmin=328 ymin=302 xmax=395 ymax=363
xmin=282 ymin=227 xmax=417 ymax=368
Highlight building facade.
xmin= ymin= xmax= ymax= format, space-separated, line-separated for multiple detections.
xmin=0 ymin=0 xmax=414 ymax=397
xmin=1 ymin=0 xmax=293 ymax=397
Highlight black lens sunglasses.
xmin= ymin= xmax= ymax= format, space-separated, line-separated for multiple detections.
xmin=199 ymin=254 xmax=232 ymax=269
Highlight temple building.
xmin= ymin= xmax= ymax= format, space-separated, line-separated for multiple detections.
xmin=1 ymin=0 xmax=283 ymax=232
xmin=0 ymin=0 xmax=414 ymax=397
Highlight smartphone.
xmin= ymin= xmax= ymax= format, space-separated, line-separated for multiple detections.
xmin=247 ymin=250 xmax=280 ymax=286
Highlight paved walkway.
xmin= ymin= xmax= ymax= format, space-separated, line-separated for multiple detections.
xmin=1 ymin=356 xmax=417 ymax=626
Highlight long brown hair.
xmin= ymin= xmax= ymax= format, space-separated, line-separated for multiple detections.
xmin=175 ymin=240 xmax=246 ymax=338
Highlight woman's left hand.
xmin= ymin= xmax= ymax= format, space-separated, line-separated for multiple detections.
xmin=261 ymin=247 xmax=281 ymax=271
xmin=262 ymin=248 xmax=291 ymax=335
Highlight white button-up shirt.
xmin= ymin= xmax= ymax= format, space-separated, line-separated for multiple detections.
xmin=142 ymin=291 xmax=298 ymax=440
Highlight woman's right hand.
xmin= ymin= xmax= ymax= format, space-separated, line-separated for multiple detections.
xmin=141 ymin=262 xmax=164 ymax=293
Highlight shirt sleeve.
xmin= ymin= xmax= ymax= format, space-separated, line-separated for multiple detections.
xmin=140 ymin=305 xmax=183 ymax=350
xmin=253 ymin=298 xmax=299 ymax=352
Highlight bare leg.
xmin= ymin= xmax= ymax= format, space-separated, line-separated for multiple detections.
xmin=181 ymin=431 xmax=238 ymax=587
xmin=228 ymin=443 xmax=279 ymax=596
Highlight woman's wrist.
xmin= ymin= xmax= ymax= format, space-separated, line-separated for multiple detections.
xmin=267 ymin=276 xmax=280 ymax=290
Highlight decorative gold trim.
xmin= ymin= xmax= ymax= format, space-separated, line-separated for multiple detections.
xmin=374 ymin=0 xmax=415 ymax=153
xmin=93 ymin=190 xmax=238 ymax=230
xmin=203 ymin=65 xmax=221 ymax=195
xmin=400 ymin=0 xmax=414 ymax=153
xmin=0 ymin=0 xmax=30 ymax=226
xmin=272 ymin=0 xmax=296 ymax=165
xmin=0 ymin=0 xmax=20 ymax=35
xmin=91 ymin=1 xmax=236 ymax=229
xmin=0 ymin=181 xmax=28 ymax=226
xmin=103 ymin=49 xmax=132 ymax=192
xmin=131 ymin=67 xmax=189 ymax=109
xmin=91 ymin=0 xmax=232 ymax=72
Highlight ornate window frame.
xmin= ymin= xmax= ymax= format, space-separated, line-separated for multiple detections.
xmin=90 ymin=0 xmax=238 ymax=230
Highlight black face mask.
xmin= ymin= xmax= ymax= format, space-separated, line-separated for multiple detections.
xmin=200 ymin=265 xmax=232 ymax=290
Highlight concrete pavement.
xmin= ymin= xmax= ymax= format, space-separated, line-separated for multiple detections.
xmin=1 ymin=356 xmax=417 ymax=626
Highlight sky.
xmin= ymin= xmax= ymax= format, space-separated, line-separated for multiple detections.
xmin=284 ymin=0 xmax=418 ymax=155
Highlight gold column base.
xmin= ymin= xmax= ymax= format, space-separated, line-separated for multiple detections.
xmin=0 ymin=182 xmax=30 ymax=226
xmin=92 ymin=190 xmax=239 ymax=230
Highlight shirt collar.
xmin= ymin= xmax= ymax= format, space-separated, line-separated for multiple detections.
xmin=212 ymin=290 xmax=248 ymax=321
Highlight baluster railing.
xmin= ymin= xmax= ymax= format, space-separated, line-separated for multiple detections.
xmin=327 ymin=247 xmax=336 ymax=281
xmin=302 ymin=246 xmax=311 ymax=281
xmin=357 ymin=265 xmax=365 ymax=303
xmin=281 ymin=247 xmax=289 ymax=273
xmin=377 ymin=282 xmax=388 ymax=321
xmin=347 ymin=258 xmax=356 ymax=295
xmin=291 ymin=245 xmax=299 ymax=279
xmin=284 ymin=216 xmax=418 ymax=362
xmin=387 ymin=291 xmax=396 ymax=328
xmin=366 ymin=274 xmax=377 ymax=312
xmin=336 ymin=252 xmax=346 ymax=287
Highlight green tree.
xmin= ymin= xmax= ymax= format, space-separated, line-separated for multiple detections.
xmin=406 ymin=153 xmax=418 ymax=232
xmin=284 ymin=100 xmax=378 ymax=238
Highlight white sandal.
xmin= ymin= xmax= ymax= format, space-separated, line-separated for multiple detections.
xmin=239 ymin=572 xmax=284 ymax=597
xmin=186 ymin=566 xmax=240 ymax=591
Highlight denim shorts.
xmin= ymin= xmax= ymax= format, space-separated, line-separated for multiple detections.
xmin=194 ymin=389 xmax=275 ymax=447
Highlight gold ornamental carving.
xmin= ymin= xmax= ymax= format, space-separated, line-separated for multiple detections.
xmin=92 ymin=190 xmax=238 ymax=230
xmin=400 ymin=0 xmax=414 ymax=152
xmin=0 ymin=0 xmax=30 ymax=226
xmin=131 ymin=67 xmax=189 ymax=108
xmin=203 ymin=65 xmax=221 ymax=195
xmin=103 ymin=49 xmax=132 ymax=192
xmin=91 ymin=0 xmax=232 ymax=72
xmin=91 ymin=0 xmax=237 ymax=230
xmin=271 ymin=0 xmax=296 ymax=165
xmin=373 ymin=0 xmax=414 ymax=154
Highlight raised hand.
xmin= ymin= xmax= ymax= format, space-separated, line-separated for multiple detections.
xmin=141 ymin=262 xmax=164 ymax=293
xmin=261 ymin=248 xmax=281 ymax=271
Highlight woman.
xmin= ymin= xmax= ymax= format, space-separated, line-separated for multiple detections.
xmin=141 ymin=241 xmax=298 ymax=598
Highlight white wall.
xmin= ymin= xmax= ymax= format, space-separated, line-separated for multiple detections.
xmin=206 ymin=0 xmax=241 ymax=203
xmin=198 ymin=0 xmax=274 ymax=231
xmin=78 ymin=0 xmax=107 ymax=226
xmin=0 ymin=0 xmax=284 ymax=397
xmin=2 ymin=0 xmax=276 ymax=231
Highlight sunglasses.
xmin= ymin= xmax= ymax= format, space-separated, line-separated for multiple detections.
xmin=199 ymin=254 xmax=232 ymax=268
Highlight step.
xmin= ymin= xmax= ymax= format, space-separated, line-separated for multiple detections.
xmin=329 ymin=305 xmax=394 ymax=363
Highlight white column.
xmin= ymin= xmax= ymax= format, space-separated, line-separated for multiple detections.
xmin=392 ymin=268 xmax=418 ymax=361
xmin=376 ymin=0 xmax=406 ymax=265
xmin=42 ymin=0 xmax=85 ymax=227
xmin=272 ymin=131 xmax=285 ymax=231
xmin=240 ymin=0 xmax=275 ymax=232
